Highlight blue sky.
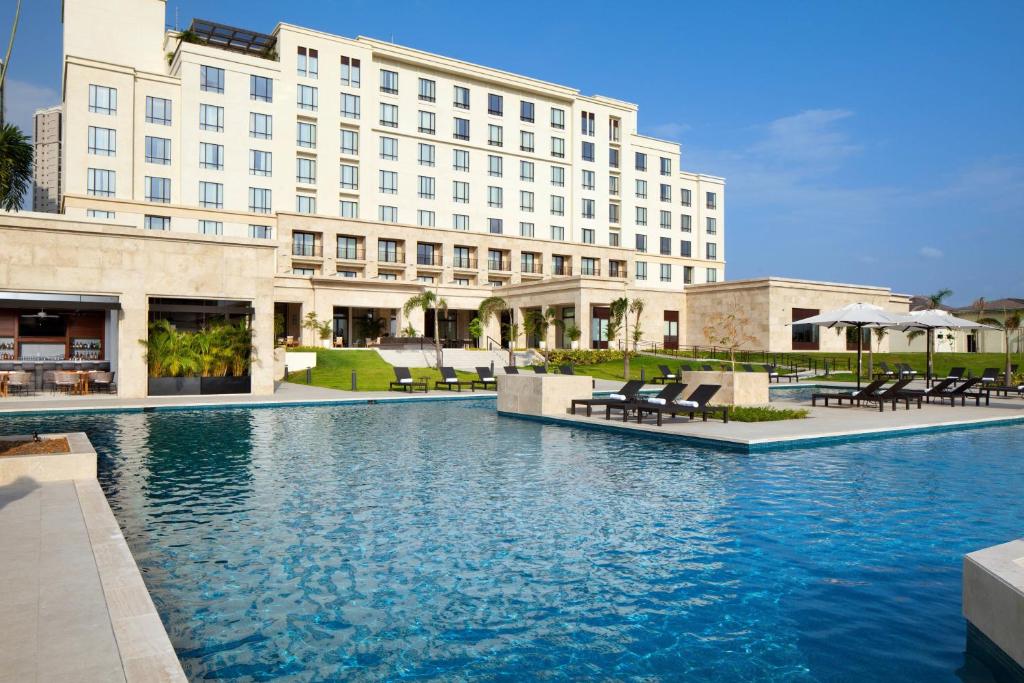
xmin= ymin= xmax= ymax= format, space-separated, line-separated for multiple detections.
xmin=3 ymin=0 xmax=1023 ymax=304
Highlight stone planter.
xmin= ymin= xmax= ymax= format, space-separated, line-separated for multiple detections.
xmin=679 ymin=371 xmax=769 ymax=406
xmin=200 ymin=376 xmax=251 ymax=395
xmin=147 ymin=377 xmax=202 ymax=396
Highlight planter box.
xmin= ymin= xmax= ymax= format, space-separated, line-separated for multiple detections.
xmin=201 ymin=376 xmax=251 ymax=395
xmin=147 ymin=377 xmax=201 ymax=396
xmin=679 ymin=371 xmax=769 ymax=406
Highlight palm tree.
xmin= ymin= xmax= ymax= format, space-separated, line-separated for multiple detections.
xmin=404 ymin=289 xmax=447 ymax=368
xmin=906 ymin=288 xmax=954 ymax=380
xmin=502 ymin=321 xmax=520 ymax=367
xmin=609 ymin=297 xmax=630 ymax=378
xmin=523 ymin=306 xmax=561 ymax=362
xmin=978 ymin=307 xmax=1023 ymax=384
xmin=476 ymin=295 xmax=508 ymax=349
xmin=0 ymin=123 xmax=32 ymax=210
xmin=629 ymin=298 xmax=646 ymax=352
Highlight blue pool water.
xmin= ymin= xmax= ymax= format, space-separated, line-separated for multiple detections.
xmin=3 ymin=402 xmax=1022 ymax=681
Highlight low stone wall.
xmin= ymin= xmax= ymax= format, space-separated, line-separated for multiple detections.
xmin=679 ymin=371 xmax=769 ymax=406
xmin=963 ymin=539 xmax=1024 ymax=673
xmin=285 ymin=351 xmax=318 ymax=373
xmin=0 ymin=432 xmax=96 ymax=484
xmin=497 ymin=374 xmax=593 ymax=416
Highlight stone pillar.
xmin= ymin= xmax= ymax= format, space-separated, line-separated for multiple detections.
xmin=117 ymin=290 xmax=149 ymax=398
xmin=251 ymin=293 xmax=276 ymax=395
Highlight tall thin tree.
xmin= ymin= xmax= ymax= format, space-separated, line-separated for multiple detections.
xmin=403 ymin=288 xmax=448 ymax=369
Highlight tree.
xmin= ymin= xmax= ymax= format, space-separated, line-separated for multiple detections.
xmin=502 ymin=321 xmax=520 ymax=367
xmin=978 ymin=305 xmax=1023 ymax=384
xmin=609 ymin=297 xmax=630 ymax=378
xmin=0 ymin=123 xmax=32 ymax=211
xmin=523 ymin=306 xmax=561 ymax=362
xmin=404 ymin=289 xmax=447 ymax=368
xmin=476 ymin=295 xmax=508 ymax=350
xmin=302 ymin=312 xmax=332 ymax=345
xmin=468 ymin=317 xmax=484 ymax=346
xmin=701 ymin=311 xmax=757 ymax=367
xmin=867 ymin=327 xmax=888 ymax=379
xmin=0 ymin=0 xmax=22 ymax=120
xmin=629 ymin=298 xmax=646 ymax=352
xmin=905 ymin=288 xmax=954 ymax=380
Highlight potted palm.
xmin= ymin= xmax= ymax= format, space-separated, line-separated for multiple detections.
xmin=565 ymin=325 xmax=582 ymax=350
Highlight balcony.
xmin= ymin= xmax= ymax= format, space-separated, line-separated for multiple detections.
xmin=707 ymin=200 xmax=717 ymax=210
xmin=487 ymin=258 xmax=511 ymax=272
xmin=551 ymin=263 xmax=570 ymax=276
xmin=520 ymin=261 xmax=543 ymax=275
xmin=451 ymin=256 xmax=478 ymax=270
xmin=377 ymin=249 xmax=405 ymax=264
xmin=336 ymin=246 xmax=366 ymax=261
xmin=185 ymin=19 xmax=278 ymax=61
xmin=291 ymin=243 xmax=322 ymax=259
xmin=608 ymin=263 xmax=628 ymax=279
xmin=579 ymin=264 xmax=601 ymax=277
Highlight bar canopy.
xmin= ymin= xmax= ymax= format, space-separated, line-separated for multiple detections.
xmin=0 ymin=292 xmax=121 ymax=311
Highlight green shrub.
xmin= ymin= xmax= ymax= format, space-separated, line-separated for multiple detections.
xmin=547 ymin=349 xmax=623 ymax=366
xmin=726 ymin=406 xmax=808 ymax=422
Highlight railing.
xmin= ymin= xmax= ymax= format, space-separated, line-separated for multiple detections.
xmin=486 ymin=335 xmax=503 ymax=351
xmin=377 ymin=249 xmax=406 ymax=263
xmin=579 ymin=264 xmax=601 ymax=277
xmin=416 ymin=254 xmax=442 ymax=267
xmin=551 ymin=263 xmax=570 ymax=276
xmin=487 ymin=259 xmax=512 ymax=272
xmin=451 ymin=256 xmax=478 ymax=269
xmin=336 ymin=247 xmax=366 ymax=260
xmin=608 ymin=264 xmax=627 ymax=279
xmin=292 ymin=243 xmax=322 ymax=257
xmin=624 ymin=344 xmax=854 ymax=375
xmin=520 ymin=262 xmax=543 ymax=274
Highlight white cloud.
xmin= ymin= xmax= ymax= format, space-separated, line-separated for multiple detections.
xmin=919 ymin=246 xmax=944 ymax=259
xmin=647 ymin=122 xmax=691 ymax=141
xmin=3 ymin=79 xmax=60 ymax=137
xmin=749 ymin=109 xmax=862 ymax=172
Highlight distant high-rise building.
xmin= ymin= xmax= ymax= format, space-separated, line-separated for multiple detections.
xmin=33 ymin=105 xmax=63 ymax=212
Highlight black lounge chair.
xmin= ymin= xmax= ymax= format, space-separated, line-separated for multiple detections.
xmin=978 ymin=368 xmax=1001 ymax=386
xmin=435 ymin=366 xmax=474 ymax=392
xmin=632 ymin=384 xmax=728 ymax=425
xmin=928 ymin=377 xmax=990 ymax=406
xmin=605 ymin=383 xmax=686 ymax=422
xmin=896 ymin=377 xmax=957 ymax=402
xmin=532 ymin=365 xmax=548 ymax=374
xmin=570 ymin=380 xmax=645 ymax=416
xmin=503 ymin=365 xmax=519 ymax=375
xmin=701 ymin=364 xmax=715 ymax=371
xmin=939 ymin=367 xmax=966 ymax=387
xmin=875 ymin=362 xmax=897 ymax=380
xmin=825 ymin=379 xmax=917 ymax=411
xmin=472 ymin=367 xmax=497 ymax=390
xmin=812 ymin=379 xmax=887 ymax=408
xmin=652 ymin=364 xmax=680 ymax=384
xmin=741 ymin=364 xmax=756 ymax=372
xmin=559 ymin=365 xmax=574 ymax=375
xmin=390 ymin=367 xmax=427 ymax=393
xmin=764 ymin=364 xmax=797 ymax=383
xmin=897 ymin=363 xmax=918 ymax=380
xmin=679 ymin=363 xmax=694 ymax=371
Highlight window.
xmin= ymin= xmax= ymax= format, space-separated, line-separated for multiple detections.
xmin=551 ymin=136 xmax=565 ymax=158
xmin=681 ymin=214 xmax=692 ymax=232
xmin=551 ymin=225 xmax=565 ymax=241
xmin=552 ymin=254 xmax=566 ymax=274
xmin=487 ymin=186 xmax=503 ymax=208
xmin=297 ymin=84 xmax=318 ymax=110
xmin=454 ymin=85 xmax=470 ymax=109
xmin=636 ymin=207 xmax=647 ymax=226
xmin=144 ymin=176 xmax=170 ymax=203
xmin=550 ymin=195 xmax=564 ymax=216
xmin=250 ymin=225 xmax=272 ymax=239
xmin=521 ymin=252 xmax=537 ymax=274
xmin=579 ymin=257 xmax=597 ymax=275
xmin=636 ymin=261 xmax=647 ymax=281
xmin=581 ymin=198 xmax=595 ymax=219
xmin=454 ymin=278 xmax=469 ymax=286
xmin=635 ymin=234 xmax=647 ymax=252
xmin=418 ymin=110 xmax=436 ymax=134
xmin=292 ymin=231 xmax=317 ymax=257
xmin=609 ymin=148 xmax=619 ymax=169
xmin=609 ymin=175 xmax=620 ymax=195
xmin=418 ymin=175 xmax=435 ymax=199
xmin=683 ymin=266 xmax=694 ymax=284
xmin=453 ymin=181 xmax=469 ymax=203
xmin=418 ymin=143 xmax=435 ymax=166
xmin=416 ymin=242 xmax=437 ymax=266
xmin=88 ymin=127 xmax=116 ymax=156
xmin=582 ymin=170 xmax=595 ymax=190
xmin=660 ymin=184 xmax=671 ymax=202
xmin=297 ymin=158 xmax=316 ymax=184
xmin=297 ymin=195 xmax=317 ymax=214
xmin=199 ymin=104 xmax=224 ymax=132
xmin=144 ymin=136 xmax=170 ymax=164
xmin=144 ymin=215 xmax=170 ymax=231
xmin=379 ymin=136 xmax=398 ymax=160
xmin=487 ymin=249 xmax=506 ymax=271
xmin=706 ymin=192 xmax=717 ymax=209
xmin=706 ymin=242 xmax=717 ymax=259
xmin=341 ymin=93 xmax=360 ymax=119
xmin=453 ymin=149 xmax=469 ymax=171
xmin=551 ymin=166 xmax=565 ymax=187
xmin=520 ymin=160 xmax=534 ymax=181
xmin=483 ymin=92 xmax=503 ymax=116
xmin=378 ymin=272 xmax=396 ymax=281
xmin=87 ymin=209 xmax=115 ymax=219
xmin=660 ymin=210 xmax=671 ymax=230
xmin=417 ymin=210 xmax=435 ymax=227
xmin=520 ymin=190 xmax=534 ymax=212
xmin=659 ymin=237 xmax=671 ymax=255
xmin=145 ymin=96 xmax=171 ymax=125
xmin=660 ymin=264 xmax=672 ymax=282
xmin=453 ymin=117 xmax=470 ymax=140
xmin=609 ymin=231 xmax=620 ymax=247
xmin=680 ymin=240 xmax=692 ymax=257
xmin=660 ymin=157 xmax=672 ymax=176
xmin=199 ymin=142 xmax=224 ymax=170
xmin=609 ymin=117 xmax=621 ymax=142
xmin=200 ymin=65 xmax=224 ymax=93
xmin=250 ymin=112 xmax=272 ymax=139
xmin=609 ymin=203 xmax=620 ymax=223
xmin=520 ymin=222 xmax=535 ymax=237
xmin=88 ymin=85 xmax=116 ymax=114
xmin=520 ymin=100 xmax=535 ymax=122
xmin=706 ymin=268 xmax=718 ymax=283
xmin=707 ymin=217 xmax=717 ymax=234
xmin=636 ymin=179 xmax=647 ymax=198
xmin=340 ymin=200 xmax=358 ymax=218
xmin=485 ymin=219 xmax=503 ymax=237
xmin=297 ymin=46 xmax=318 ymax=78
xmin=581 ymin=141 xmax=594 ymax=162
xmin=87 ymin=168 xmax=115 ymax=197
xmin=251 ymin=75 xmax=273 ymax=102
xmin=380 ymin=69 xmax=398 ymax=94
xmin=380 ymin=103 xmax=398 ymax=127
xmin=520 ymin=130 xmax=534 ymax=152
xmin=453 ymin=214 xmax=469 ymax=231
xmin=340 ymin=129 xmax=359 ymax=155
xmin=199 ymin=181 xmax=223 ymax=208
xmin=551 ymin=107 xmax=565 ymax=129
xmin=378 ymin=205 xmax=397 ymax=222
xmin=379 ymin=170 xmax=398 ymax=194
xmin=198 ymin=220 xmax=222 ymax=236
xmin=488 ymin=124 xmax=503 ymax=146
xmin=581 ymin=228 xmax=595 ymax=244
xmin=680 ymin=188 xmax=692 ymax=207
xmin=581 ymin=110 xmax=595 ymax=136
xmin=418 ymin=77 xmax=436 ymax=102
xmin=337 ymin=236 xmax=359 ymax=259
xmin=635 ymin=152 xmax=647 ymax=171
xmin=340 ymin=56 xmax=361 ymax=86
xmin=340 ymin=164 xmax=359 ymax=189
xmin=488 ymin=155 xmax=503 ymax=177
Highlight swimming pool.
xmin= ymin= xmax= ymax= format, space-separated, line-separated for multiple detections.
xmin=4 ymin=402 xmax=1021 ymax=681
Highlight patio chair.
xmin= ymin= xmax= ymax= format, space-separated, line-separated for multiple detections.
xmin=503 ymin=365 xmax=519 ymax=375
xmin=652 ymin=364 xmax=679 ymax=384
xmin=633 ymin=384 xmax=728 ymax=425
xmin=763 ymin=364 xmax=798 ymax=383
xmin=928 ymin=377 xmax=990 ymax=406
xmin=605 ymin=383 xmax=686 ymax=422
xmin=389 ymin=367 xmax=427 ymax=393
xmin=435 ymin=366 xmax=474 ymax=392
xmin=6 ymin=371 xmax=34 ymax=396
xmin=897 ymin=363 xmax=918 ymax=380
xmin=89 ymin=371 xmax=115 ymax=394
xmin=42 ymin=370 xmax=57 ymax=394
xmin=532 ymin=365 xmax=548 ymax=374
xmin=570 ymin=380 xmax=645 ymax=416
xmin=812 ymin=379 xmax=887 ymax=408
xmin=874 ymin=362 xmax=897 ymax=380
xmin=472 ymin=367 xmax=497 ymax=391
xmin=559 ymin=365 xmax=574 ymax=375
xmin=831 ymin=379 xmax=918 ymax=411
xmin=978 ymin=368 xmax=1001 ymax=386
xmin=896 ymin=377 xmax=957 ymax=403
xmin=943 ymin=367 xmax=966 ymax=383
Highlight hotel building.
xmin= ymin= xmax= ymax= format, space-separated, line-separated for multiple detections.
xmin=32 ymin=105 xmax=63 ymax=213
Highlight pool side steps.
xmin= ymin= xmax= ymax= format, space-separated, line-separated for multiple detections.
xmin=963 ymin=539 xmax=1024 ymax=678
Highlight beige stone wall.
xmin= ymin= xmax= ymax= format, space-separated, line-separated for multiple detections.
xmin=0 ymin=212 xmax=277 ymax=397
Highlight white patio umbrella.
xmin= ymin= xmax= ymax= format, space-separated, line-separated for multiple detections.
xmin=788 ymin=303 xmax=906 ymax=388
xmin=891 ymin=310 xmax=994 ymax=386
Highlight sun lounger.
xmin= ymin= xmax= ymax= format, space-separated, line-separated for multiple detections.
xmin=389 ymin=367 xmax=427 ymax=393
xmin=896 ymin=377 xmax=957 ymax=402
xmin=559 ymin=365 xmax=574 ymax=375
xmin=897 ymin=363 xmax=918 ymax=380
xmin=812 ymin=379 xmax=888 ymax=409
xmin=652 ymin=364 xmax=679 ymax=384
xmin=874 ymin=362 xmax=897 ymax=380
xmin=701 ymin=364 xmax=715 ymax=371
xmin=570 ymin=380 xmax=645 ymax=416
xmin=532 ymin=365 xmax=548 ymax=374
xmin=978 ymin=368 xmax=1001 ymax=386
xmin=764 ymin=364 xmax=797 ymax=383
xmin=741 ymin=364 xmax=756 ymax=372
xmin=631 ymin=384 xmax=728 ymax=425
xmin=472 ymin=367 xmax=497 ymax=390
xmin=605 ymin=383 xmax=686 ymax=422
xmin=679 ymin=363 xmax=693 ymax=372
xmin=848 ymin=379 xmax=917 ymax=411
xmin=503 ymin=366 xmax=519 ymax=375
xmin=928 ymin=377 xmax=990 ymax=406
xmin=435 ymin=366 xmax=474 ymax=392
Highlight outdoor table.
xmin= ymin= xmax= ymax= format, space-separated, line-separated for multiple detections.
xmin=0 ymin=371 xmax=8 ymax=398
xmin=73 ymin=370 xmax=90 ymax=396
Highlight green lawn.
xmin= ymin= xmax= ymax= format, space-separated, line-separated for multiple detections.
xmin=284 ymin=349 xmax=477 ymax=391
